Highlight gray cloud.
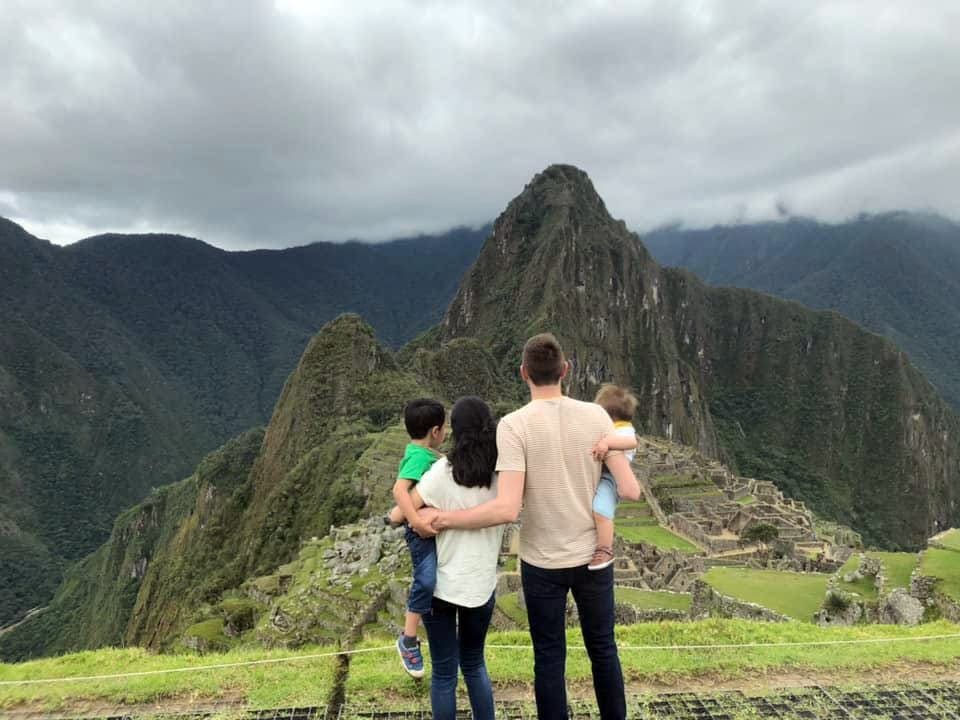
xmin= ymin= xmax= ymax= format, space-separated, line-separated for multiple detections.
xmin=1 ymin=0 xmax=958 ymax=249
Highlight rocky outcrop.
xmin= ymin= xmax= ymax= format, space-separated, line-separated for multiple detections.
xmin=879 ymin=589 xmax=924 ymax=626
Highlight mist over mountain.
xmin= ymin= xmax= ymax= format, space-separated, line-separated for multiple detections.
xmin=0 ymin=218 xmax=485 ymax=627
xmin=644 ymin=213 xmax=960 ymax=409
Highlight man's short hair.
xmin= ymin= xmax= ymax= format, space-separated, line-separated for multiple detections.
xmin=404 ymin=398 xmax=445 ymax=439
xmin=594 ymin=384 xmax=638 ymax=422
xmin=522 ymin=333 xmax=565 ymax=386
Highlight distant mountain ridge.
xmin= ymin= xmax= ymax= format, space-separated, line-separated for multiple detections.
xmin=644 ymin=213 xmax=960 ymax=410
xmin=0 ymin=218 xmax=486 ymax=627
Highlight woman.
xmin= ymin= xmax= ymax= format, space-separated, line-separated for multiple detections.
xmin=407 ymin=396 xmax=504 ymax=720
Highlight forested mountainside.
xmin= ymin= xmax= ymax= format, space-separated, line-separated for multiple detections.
xmin=644 ymin=214 xmax=960 ymax=410
xmin=4 ymin=165 xmax=957 ymax=662
xmin=0 ymin=218 xmax=485 ymax=627
xmin=440 ymin=166 xmax=959 ymax=549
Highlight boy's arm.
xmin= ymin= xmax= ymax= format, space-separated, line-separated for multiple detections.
xmin=606 ymin=453 xmax=641 ymax=501
xmin=392 ymin=478 xmax=429 ymax=532
xmin=388 ymin=488 xmax=426 ymax=525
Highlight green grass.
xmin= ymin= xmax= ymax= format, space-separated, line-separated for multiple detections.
xmin=615 ymin=524 xmax=699 ymax=553
xmin=868 ymin=551 xmax=919 ymax=591
xmin=834 ymin=555 xmax=877 ymax=600
xmin=500 ymin=555 xmax=518 ymax=572
xmin=344 ymin=620 xmax=960 ymax=703
xmin=6 ymin=621 xmax=960 ymax=711
xmin=703 ymin=567 xmax=830 ymax=621
xmin=735 ymin=495 xmax=757 ymax=506
xmin=920 ymin=548 xmax=960 ymax=603
xmin=0 ymin=645 xmax=337 ymax=710
xmin=934 ymin=528 xmax=960 ymax=552
xmin=495 ymin=593 xmax=528 ymax=628
xmin=614 ymin=587 xmax=691 ymax=612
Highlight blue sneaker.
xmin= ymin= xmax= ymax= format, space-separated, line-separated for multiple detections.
xmin=396 ymin=633 xmax=424 ymax=678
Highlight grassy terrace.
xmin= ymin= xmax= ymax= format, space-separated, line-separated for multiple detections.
xmin=616 ymin=524 xmax=700 ymax=553
xmin=921 ymin=547 xmax=960 ymax=603
xmin=869 ymin=551 xmax=919 ymax=591
xmin=933 ymin=528 xmax=960 ymax=552
xmin=614 ymin=588 xmax=692 ymax=611
xmin=703 ymin=567 xmax=830 ymax=620
xmin=5 ymin=621 xmax=960 ymax=711
xmin=835 ymin=555 xmax=878 ymax=600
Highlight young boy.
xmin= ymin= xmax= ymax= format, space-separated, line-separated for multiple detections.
xmin=589 ymin=384 xmax=639 ymax=570
xmin=391 ymin=398 xmax=445 ymax=678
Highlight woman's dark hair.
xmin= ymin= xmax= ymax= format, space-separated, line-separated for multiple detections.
xmin=448 ymin=396 xmax=497 ymax=489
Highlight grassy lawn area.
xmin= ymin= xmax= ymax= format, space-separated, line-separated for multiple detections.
xmin=920 ymin=548 xmax=960 ymax=603
xmin=6 ymin=621 xmax=960 ymax=711
xmin=703 ymin=567 xmax=829 ymax=621
xmin=0 ymin=645 xmax=337 ymax=711
xmin=495 ymin=592 xmax=528 ymax=628
xmin=616 ymin=524 xmax=700 ymax=553
xmin=615 ymin=587 xmax=691 ymax=612
xmin=735 ymin=495 xmax=757 ymax=506
xmin=835 ymin=554 xmax=877 ymax=600
xmin=933 ymin=528 xmax=960 ymax=552
xmin=344 ymin=619 xmax=960 ymax=703
xmin=868 ymin=551 xmax=919 ymax=591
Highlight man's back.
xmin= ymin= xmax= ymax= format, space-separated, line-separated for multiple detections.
xmin=496 ymin=395 xmax=615 ymax=568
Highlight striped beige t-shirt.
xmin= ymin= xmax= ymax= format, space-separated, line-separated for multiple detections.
xmin=496 ymin=396 xmax=616 ymax=569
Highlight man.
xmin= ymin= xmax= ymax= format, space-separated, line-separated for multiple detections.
xmin=425 ymin=333 xmax=641 ymax=720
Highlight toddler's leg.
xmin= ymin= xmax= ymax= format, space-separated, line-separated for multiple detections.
xmin=595 ymin=512 xmax=614 ymax=552
xmin=590 ymin=471 xmax=618 ymax=571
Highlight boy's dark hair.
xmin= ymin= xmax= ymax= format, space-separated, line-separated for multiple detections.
xmin=448 ymin=396 xmax=497 ymax=489
xmin=403 ymin=398 xmax=445 ymax=439
xmin=594 ymin=384 xmax=638 ymax=422
xmin=522 ymin=333 xmax=565 ymax=386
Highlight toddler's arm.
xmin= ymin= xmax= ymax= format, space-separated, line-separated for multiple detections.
xmin=591 ymin=432 xmax=638 ymax=461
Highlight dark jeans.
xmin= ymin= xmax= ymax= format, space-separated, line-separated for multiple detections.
xmin=422 ymin=593 xmax=496 ymax=720
xmin=404 ymin=526 xmax=437 ymax=615
xmin=521 ymin=560 xmax=625 ymax=720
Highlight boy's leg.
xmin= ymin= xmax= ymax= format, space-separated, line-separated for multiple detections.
xmin=399 ymin=527 xmax=437 ymax=677
xmin=590 ymin=472 xmax=618 ymax=570
xmin=521 ymin=560 xmax=571 ymax=720
xmin=403 ymin=610 xmax=421 ymax=640
xmin=570 ymin=563 xmax=626 ymax=720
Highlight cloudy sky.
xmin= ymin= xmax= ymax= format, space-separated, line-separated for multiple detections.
xmin=2 ymin=1 xmax=958 ymax=250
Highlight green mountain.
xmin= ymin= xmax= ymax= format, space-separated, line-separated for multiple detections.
xmin=643 ymin=214 xmax=960 ymax=410
xmin=440 ymin=166 xmax=959 ymax=548
xmin=4 ymin=165 xmax=958 ymax=662
xmin=0 ymin=218 xmax=485 ymax=627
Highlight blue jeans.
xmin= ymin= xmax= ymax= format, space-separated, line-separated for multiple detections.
xmin=404 ymin=526 xmax=437 ymax=615
xmin=422 ymin=593 xmax=496 ymax=720
xmin=521 ymin=560 xmax=625 ymax=720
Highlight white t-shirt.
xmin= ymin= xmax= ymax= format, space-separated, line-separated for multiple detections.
xmin=416 ymin=458 xmax=504 ymax=608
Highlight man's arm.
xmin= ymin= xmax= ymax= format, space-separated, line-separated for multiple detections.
xmin=606 ymin=453 xmax=641 ymax=501
xmin=432 ymin=470 xmax=524 ymax=531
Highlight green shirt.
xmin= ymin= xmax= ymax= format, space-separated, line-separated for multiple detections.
xmin=397 ymin=443 xmax=439 ymax=484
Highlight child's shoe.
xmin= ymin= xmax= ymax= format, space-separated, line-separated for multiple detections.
xmin=588 ymin=545 xmax=615 ymax=571
xmin=396 ymin=633 xmax=425 ymax=678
